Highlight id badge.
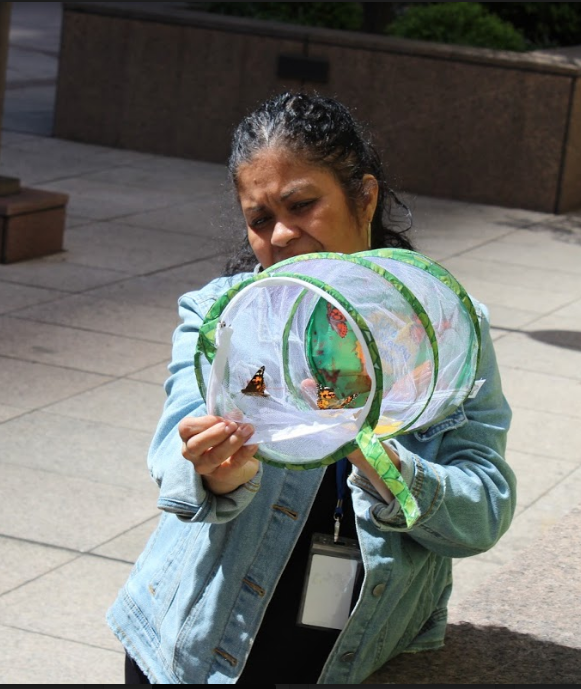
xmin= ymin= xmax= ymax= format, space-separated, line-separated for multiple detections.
xmin=297 ymin=532 xmax=362 ymax=631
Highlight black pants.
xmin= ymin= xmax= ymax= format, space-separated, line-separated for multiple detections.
xmin=125 ymin=654 xmax=150 ymax=684
xmin=125 ymin=652 xmax=277 ymax=685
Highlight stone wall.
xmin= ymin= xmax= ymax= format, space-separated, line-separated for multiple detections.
xmin=54 ymin=2 xmax=581 ymax=213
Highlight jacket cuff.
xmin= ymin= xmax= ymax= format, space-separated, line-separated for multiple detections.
xmin=350 ymin=439 xmax=415 ymax=522
xmin=159 ymin=462 xmax=264 ymax=523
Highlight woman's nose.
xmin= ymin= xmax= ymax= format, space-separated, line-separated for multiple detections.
xmin=271 ymin=220 xmax=300 ymax=246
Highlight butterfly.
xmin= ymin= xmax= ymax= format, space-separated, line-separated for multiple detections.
xmin=326 ymin=302 xmax=349 ymax=338
xmin=316 ymin=384 xmax=358 ymax=410
xmin=241 ymin=366 xmax=269 ymax=397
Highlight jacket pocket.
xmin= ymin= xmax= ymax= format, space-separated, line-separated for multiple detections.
xmin=413 ymin=406 xmax=467 ymax=442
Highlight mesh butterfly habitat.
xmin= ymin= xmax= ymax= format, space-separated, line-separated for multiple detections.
xmin=195 ymin=249 xmax=483 ymax=526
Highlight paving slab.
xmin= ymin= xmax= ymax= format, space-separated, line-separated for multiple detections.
xmin=0 ymin=554 xmax=133 ymax=651
xmin=0 ymin=625 xmax=124 ymax=684
xmin=0 ymin=462 xmax=157 ymax=551
xmin=0 ymin=315 xmax=169 ymax=375
xmin=16 ymin=293 xmax=180 ymax=343
xmin=0 ymin=356 xmax=112 ymax=411
xmin=43 ymin=378 xmax=167 ymax=433
xmin=0 ymin=281 xmax=65 ymax=314
xmin=0 ymin=536 xmax=77 ymax=596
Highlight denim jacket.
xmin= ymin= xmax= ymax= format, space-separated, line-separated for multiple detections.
xmin=107 ymin=272 xmax=516 ymax=684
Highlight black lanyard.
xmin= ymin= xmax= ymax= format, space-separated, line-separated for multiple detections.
xmin=333 ymin=457 xmax=348 ymax=542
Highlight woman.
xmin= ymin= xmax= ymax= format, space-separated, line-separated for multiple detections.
xmin=107 ymin=92 xmax=516 ymax=684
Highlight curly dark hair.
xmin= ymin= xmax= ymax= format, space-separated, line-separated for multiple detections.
xmin=224 ymin=91 xmax=413 ymax=275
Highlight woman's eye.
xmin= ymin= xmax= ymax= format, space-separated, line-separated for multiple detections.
xmin=248 ymin=215 xmax=271 ymax=230
xmin=293 ymin=200 xmax=314 ymax=212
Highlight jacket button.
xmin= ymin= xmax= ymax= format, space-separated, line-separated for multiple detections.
xmin=372 ymin=583 xmax=386 ymax=597
xmin=341 ymin=652 xmax=356 ymax=662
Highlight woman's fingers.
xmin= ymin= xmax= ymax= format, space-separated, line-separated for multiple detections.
xmin=229 ymin=442 xmax=260 ymax=465
xmin=178 ymin=415 xmax=223 ymax=442
xmin=178 ymin=415 xmax=260 ymax=495
xmin=300 ymin=378 xmax=319 ymax=409
xmin=179 ymin=416 xmax=255 ymax=475
xmin=195 ymin=423 xmax=255 ymax=475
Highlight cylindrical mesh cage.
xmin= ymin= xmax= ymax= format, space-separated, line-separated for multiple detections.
xmin=194 ymin=250 xmax=481 ymax=474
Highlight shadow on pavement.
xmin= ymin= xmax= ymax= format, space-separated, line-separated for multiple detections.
xmin=367 ymin=622 xmax=581 ymax=684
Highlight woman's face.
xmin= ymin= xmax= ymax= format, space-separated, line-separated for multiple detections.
xmin=236 ymin=149 xmax=378 ymax=269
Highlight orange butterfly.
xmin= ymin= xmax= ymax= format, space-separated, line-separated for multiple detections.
xmin=241 ymin=366 xmax=269 ymax=397
xmin=316 ymin=384 xmax=358 ymax=410
xmin=327 ymin=302 xmax=349 ymax=338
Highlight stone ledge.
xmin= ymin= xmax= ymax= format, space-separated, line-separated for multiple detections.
xmin=55 ymin=2 xmax=581 ymax=214
xmin=62 ymin=3 xmax=581 ymax=76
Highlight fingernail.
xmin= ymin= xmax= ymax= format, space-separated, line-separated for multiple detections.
xmin=240 ymin=423 xmax=254 ymax=438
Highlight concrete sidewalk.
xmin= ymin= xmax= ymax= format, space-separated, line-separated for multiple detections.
xmin=1 ymin=3 xmax=581 ymax=684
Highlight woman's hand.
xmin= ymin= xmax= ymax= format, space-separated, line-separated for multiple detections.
xmin=347 ymin=444 xmax=401 ymax=504
xmin=178 ymin=415 xmax=260 ymax=495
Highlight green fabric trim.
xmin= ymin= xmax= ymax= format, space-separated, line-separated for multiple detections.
xmin=356 ymin=422 xmax=420 ymax=528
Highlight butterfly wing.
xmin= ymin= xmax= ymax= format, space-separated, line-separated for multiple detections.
xmin=326 ymin=302 xmax=349 ymax=338
xmin=337 ymin=392 xmax=358 ymax=409
xmin=241 ymin=366 xmax=269 ymax=396
xmin=317 ymin=384 xmax=358 ymax=410
xmin=316 ymin=384 xmax=337 ymax=409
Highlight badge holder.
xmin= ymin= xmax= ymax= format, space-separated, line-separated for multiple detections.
xmin=297 ymin=459 xmax=362 ymax=631
xmin=297 ymin=532 xmax=362 ymax=631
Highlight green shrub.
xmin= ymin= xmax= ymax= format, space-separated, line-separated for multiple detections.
xmin=385 ymin=2 xmax=528 ymax=52
xmin=483 ymin=3 xmax=581 ymax=49
xmin=186 ymin=2 xmax=579 ymax=51
xmin=187 ymin=2 xmax=364 ymax=31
